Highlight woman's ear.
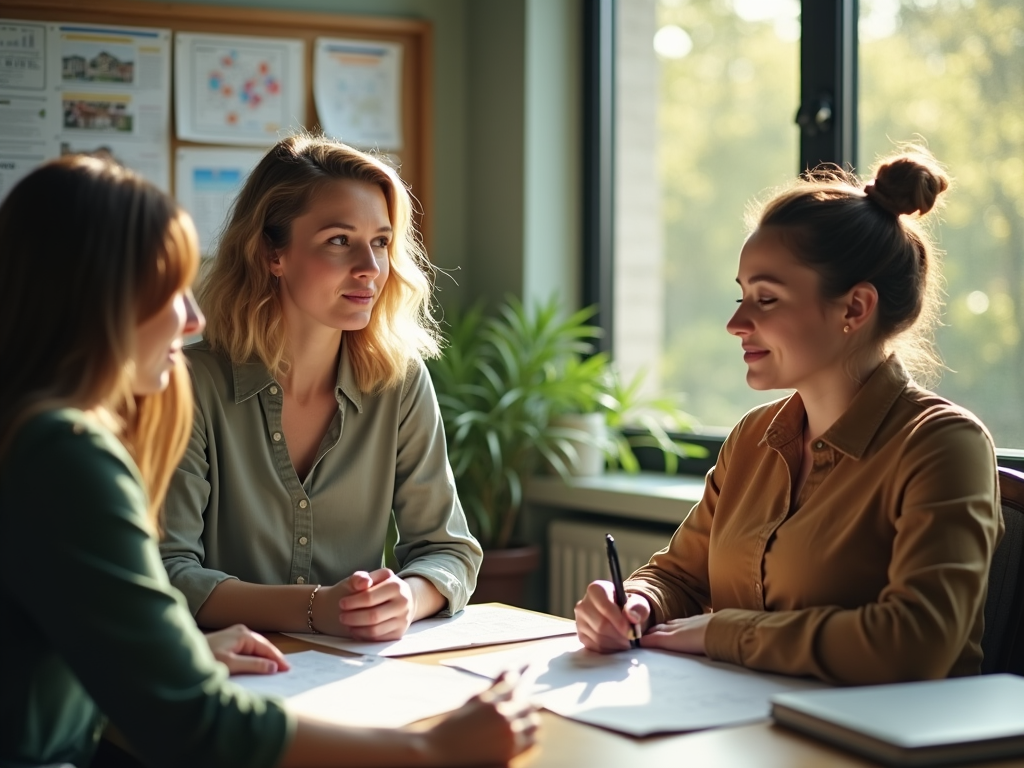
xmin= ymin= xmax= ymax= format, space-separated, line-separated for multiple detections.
xmin=265 ymin=234 xmax=284 ymax=278
xmin=843 ymin=282 xmax=879 ymax=333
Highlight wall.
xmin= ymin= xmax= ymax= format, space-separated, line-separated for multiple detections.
xmin=131 ymin=0 xmax=582 ymax=313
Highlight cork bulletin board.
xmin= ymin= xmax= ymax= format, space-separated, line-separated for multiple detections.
xmin=0 ymin=0 xmax=435 ymax=244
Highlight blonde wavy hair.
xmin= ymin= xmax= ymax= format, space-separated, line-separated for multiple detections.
xmin=0 ymin=155 xmax=199 ymax=525
xmin=199 ymin=134 xmax=440 ymax=392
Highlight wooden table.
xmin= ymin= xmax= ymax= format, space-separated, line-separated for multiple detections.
xmin=272 ymin=618 xmax=1024 ymax=768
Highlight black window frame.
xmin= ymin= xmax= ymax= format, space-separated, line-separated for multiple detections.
xmin=582 ymin=0 xmax=1024 ymax=473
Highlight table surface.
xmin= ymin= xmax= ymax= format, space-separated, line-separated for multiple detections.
xmin=271 ymin=609 xmax=1024 ymax=768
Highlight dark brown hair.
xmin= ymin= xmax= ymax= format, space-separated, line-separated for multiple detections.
xmin=749 ymin=147 xmax=950 ymax=382
xmin=0 ymin=155 xmax=199 ymax=523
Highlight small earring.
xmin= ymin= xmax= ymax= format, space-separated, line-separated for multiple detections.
xmin=843 ymin=325 xmax=850 ymax=334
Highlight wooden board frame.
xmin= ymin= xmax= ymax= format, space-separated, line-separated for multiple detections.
xmin=0 ymin=0 xmax=434 ymax=245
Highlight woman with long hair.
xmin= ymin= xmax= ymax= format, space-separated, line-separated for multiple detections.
xmin=574 ymin=148 xmax=1002 ymax=685
xmin=0 ymin=155 xmax=535 ymax=767
xmin=161 ymin=135 xmax=481 ymax=640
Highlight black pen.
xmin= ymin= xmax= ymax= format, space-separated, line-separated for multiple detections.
xmin=605 ymin=533 xmax=640 ymax=648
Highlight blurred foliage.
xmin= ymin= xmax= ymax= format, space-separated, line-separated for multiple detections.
xmin=653 ymin=0 xmax=1023 ymax=447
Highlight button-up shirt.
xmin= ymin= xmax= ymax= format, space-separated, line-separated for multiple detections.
xmin=160 ymin=339 xmax=482 ymax=617
xmin=626 ymin=356 xmax=1002 ymax=684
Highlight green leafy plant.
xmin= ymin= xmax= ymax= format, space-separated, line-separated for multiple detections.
xmin=427 ymin=296 xmax=706 ymax=549
xmin=600 ymin=364 xmax=707 ymax=474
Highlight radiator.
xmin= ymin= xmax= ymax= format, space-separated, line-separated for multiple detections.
xmin=548 ymin=519 xmax=673 ymax=619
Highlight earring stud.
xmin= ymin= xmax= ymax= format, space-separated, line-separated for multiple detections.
xmin=843 ymin=325 xmax=850 ymax=334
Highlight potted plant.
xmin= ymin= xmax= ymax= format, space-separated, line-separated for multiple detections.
xmin=427 ymin=296 xmax=603 ymax=551
xmin=427 ymin=295 xmax=705 ymax=606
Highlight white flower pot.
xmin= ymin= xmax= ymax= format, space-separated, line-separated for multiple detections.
xmin=551 ymin=412 xmax=607 ymax=476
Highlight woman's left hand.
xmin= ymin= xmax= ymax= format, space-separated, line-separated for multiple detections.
xmin=204 ymin=624 xmax=291 ymax=674
xmin=337 ymin=568 xmax=420 ymax=641
xmin=639 ymin=613 xmax=713 ymax=656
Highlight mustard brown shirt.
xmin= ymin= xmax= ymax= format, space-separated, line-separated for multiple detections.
xmin=626 ymin=356 xmax=1002 ymax=685
xmin=161 ymin=338 xmax=482 ymax=618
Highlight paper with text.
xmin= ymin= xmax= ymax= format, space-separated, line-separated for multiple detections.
xmin=442 ymin=635 xmax=829 ymax=736
xmin=283 ymin=604 xmax=576 ymax=657
xmin=231 ymin=650 xmax=491 ymax=727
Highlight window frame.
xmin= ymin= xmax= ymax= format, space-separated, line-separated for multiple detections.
xmin=582 ymin=0 xmax=1023 ymax=472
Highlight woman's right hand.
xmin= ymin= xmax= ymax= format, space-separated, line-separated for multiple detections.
xmin=574 ymin=580 xmax=652 ymax=653
xmin=423 ymin=670 xmax=539 ymax=766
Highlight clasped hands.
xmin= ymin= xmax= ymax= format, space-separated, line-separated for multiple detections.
xmin=312 ymin=568 xmax=431 ymax=641
xmin=574 ymin=580 xmax=712 ymax=656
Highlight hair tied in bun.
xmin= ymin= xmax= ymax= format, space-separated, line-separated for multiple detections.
xmin=863 ymin=180 xmax=902 ymax=218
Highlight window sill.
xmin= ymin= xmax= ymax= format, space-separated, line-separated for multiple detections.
xmin=525 ymin=471 xmax=704 ymax=525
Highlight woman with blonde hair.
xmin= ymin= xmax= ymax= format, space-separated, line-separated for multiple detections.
xmin=575 ymin=148 xmax=1002 ymax=685
xmin=0 ymin=155 xmax=535 ymax=767
xmin=161 ymin=134 xmax=481 ymax=640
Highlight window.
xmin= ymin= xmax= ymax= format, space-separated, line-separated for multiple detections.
xmin=602 ymin=0 xmax=1024 ymax=450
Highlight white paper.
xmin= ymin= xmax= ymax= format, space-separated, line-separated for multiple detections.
xmin=57 ymin=22 xmax=172 ymax=190
xmin=284 ymin=604 xmax=577 ymax=657
xmin=175 ymin=32 xmax=304 ymax=147
xmin=231 ymin=650 xmax=491 ymax=727
xmin=0 ymin=19 xmax=60 ymax=203
xmin=314 ymin=38 xmax=402 ymax=150
xmin=174 ymin=147 xmax=264 ymax=255
xmin=443 ymin=636 xmax=828 ymax=736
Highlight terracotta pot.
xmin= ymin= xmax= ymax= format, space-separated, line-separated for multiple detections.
xmin=469 ymin=544 xmax=541 ymax=607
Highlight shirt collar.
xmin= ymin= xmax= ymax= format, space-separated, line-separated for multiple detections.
xmin=761 ymin=355 xmax=909 ymax=459
xmin=231 ymin=334 xmax=364 ymax=412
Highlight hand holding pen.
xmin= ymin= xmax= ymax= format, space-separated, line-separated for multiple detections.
xmin=605 ymin=534 xmax=642 ymax=648
xmin=573 ymin=535 xmax=653 ymax=653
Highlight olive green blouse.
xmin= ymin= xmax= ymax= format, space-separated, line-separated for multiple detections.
xmin=0 ymin=410 xmax=292 ymax=767
xmin=627 ymin=356 xmax=1003 ymax=685
xmin=161 ymin=339 xmax=481 ymax=618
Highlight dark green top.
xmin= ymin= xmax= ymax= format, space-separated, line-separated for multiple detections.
xmin=0 ymin=409 xmax=293 ymax=767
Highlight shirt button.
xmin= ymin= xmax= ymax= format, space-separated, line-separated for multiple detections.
xmin=269 ymin=386 xmax=279 ymax=395
xmin=815 ymin=441 xmax=824 ymax=449
xmin=273 ymin=432 xmax=282 ymax=442
xmin=296 ymin=576 xmax=306 ymax=584
xmin=299 ymin=536 xmax=308 ymax=545
xmin=299 ymin=499 xmax=308 ymax=509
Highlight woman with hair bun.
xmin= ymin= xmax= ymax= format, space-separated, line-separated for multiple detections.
xmin=161 ymin=134 xmax=481 ymax=641
xmin=574 ymin=147 xmax=1003 ymax=685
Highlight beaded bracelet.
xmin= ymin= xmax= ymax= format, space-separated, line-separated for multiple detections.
xmin=306 ymin=584 xmax=322 ymax=634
